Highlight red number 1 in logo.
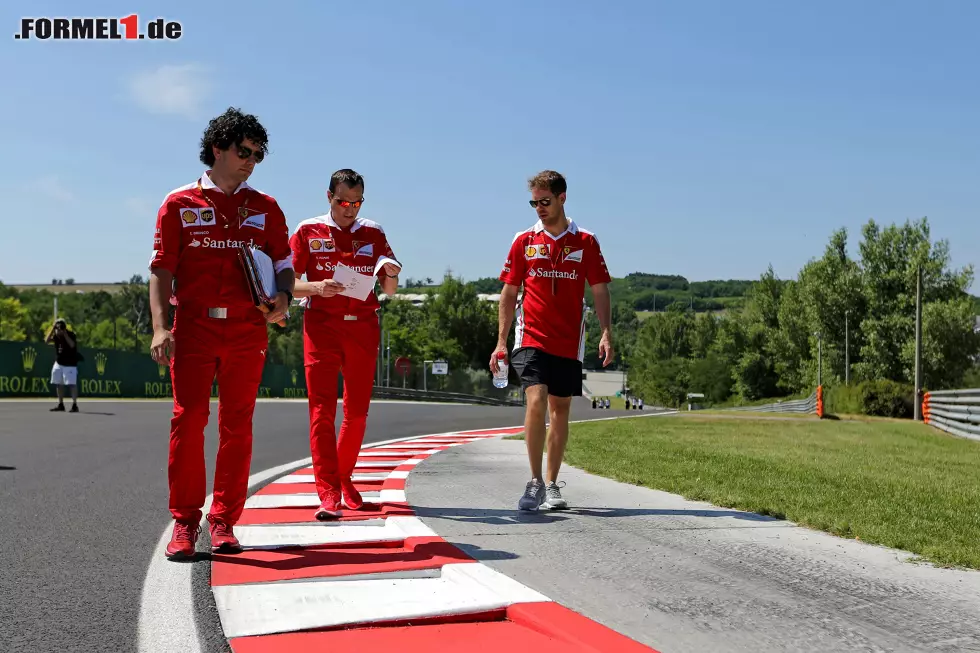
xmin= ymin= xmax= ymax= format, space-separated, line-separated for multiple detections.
xmin=120 ymin=14 xmax=138 ymax=39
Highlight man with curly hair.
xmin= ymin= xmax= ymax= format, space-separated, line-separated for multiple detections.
xmin=148 ymin=107 xmax=295 ymax=559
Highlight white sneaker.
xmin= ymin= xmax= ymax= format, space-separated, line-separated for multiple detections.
xmin=540 ymin=481 xmax=568 ymax=510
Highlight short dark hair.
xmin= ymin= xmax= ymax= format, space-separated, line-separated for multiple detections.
xmin=199 ymin=107 xmax=269 ymax=167
xmin=528 ymin=170 xmax=567 ymax=196
xmin=329 ymin=169 xmax=364 ymax=194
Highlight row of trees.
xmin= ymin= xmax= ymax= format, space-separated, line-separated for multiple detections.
xmin=449 ymin=274 xmax=756 ymax=312
xmin=626 ymin=218 xmax=980 ymax=408
xmin=0 ymin=275 xmax=151 ymax=349
xmin=0 ymin=273 xmax=505 ymax=393
xmin=2 ymin=216 xmax=976 ymax=407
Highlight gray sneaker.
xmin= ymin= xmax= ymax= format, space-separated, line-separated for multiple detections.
xmin=541 ymin=481 xmax=568 ymax=510
xmin=518 ymin=479 xmax=545 ymax=511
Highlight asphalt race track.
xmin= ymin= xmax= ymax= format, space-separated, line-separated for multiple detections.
xmin=0 ymin=397 xmax=635 ymax=653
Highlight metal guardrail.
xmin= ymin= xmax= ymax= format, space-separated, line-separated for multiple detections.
xmin=923 ymin=389 xmax=980 ymax=442
xmin=724 ymin=389 xmax=819 ymax=415
xmin=372 ymin=385 xmax=524 ymax=407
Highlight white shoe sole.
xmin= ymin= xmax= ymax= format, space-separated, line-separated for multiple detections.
xmin=314 ymin=508 xmax=343 ymax=521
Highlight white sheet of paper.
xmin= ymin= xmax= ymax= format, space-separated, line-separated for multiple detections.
xmin=333 ymin=256 xmax=402 ymax=301
xmin=333 ymin=264 xmax=376 ymax=301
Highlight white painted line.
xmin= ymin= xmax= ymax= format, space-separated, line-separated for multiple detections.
xmin=271 ymin=474 xmax=316 ymax=484
xmin=358 ymin=451 xmax=413 ymax=458
xmin=212 ymin=562 xmax=551 ymax=638
xmin=235 ymin=516 xmax=437 ymax=549
xmin=244 ymin=489 xmax=404 ymax=509
xmin=411 ymin=441 xmax=471 ymax=447
xmin=354 ymin=460 xmax=404 ymax=468
xmin=379 ymin=489 xmax=408 ymax=503
xmin=387 ymin=470 xmax=411 ymax=480
xmin=375 ymin=443 xmax=449 ymax=450
xmin=271 ymin=473 xmax=388 ymax=484
xmin=399 ymin=440 xmax=478 ymax=445
xmin=244 ymin=493 xmax=319 ymax=509
xmin=568 ymin=410 xmax=678 ymax=425
xmin=266 ymin=568 xmax=445 ymax=584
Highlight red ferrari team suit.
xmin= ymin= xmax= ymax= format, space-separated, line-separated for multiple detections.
xmin=289 ymin=213 xmax=397 ymax=506
xmin=149 ymin=171 xmax=293 ymax=526
xmin=499 ymin=218 xmax=612 ymax=360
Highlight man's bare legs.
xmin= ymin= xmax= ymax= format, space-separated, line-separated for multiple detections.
xmin=523 ymin=385 xmax=549 ymax=481
xmin=546 ymin=395 xmax=572 ymax=484
xmin=52 ymin=383 xmax=78 ymax=412
xmin=519 ymin=386 xmax=573 ymax=511
xmin=518 ymin=385 xmax=550 ymax=510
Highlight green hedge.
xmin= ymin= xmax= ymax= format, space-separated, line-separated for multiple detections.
xmin=824 ymin=384 xmax=862 ymax=416
xmin=825 ymin=380 xmax=914 ymax=419
xmin=859 ymin=379 xmax=914 ymax=418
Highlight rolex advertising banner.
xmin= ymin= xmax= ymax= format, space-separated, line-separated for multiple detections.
xmin=0 ymin=340 xmax=321 ymax=399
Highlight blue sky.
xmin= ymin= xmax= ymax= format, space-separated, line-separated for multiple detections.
xmin=1 ymin=0 xmax=977 ymax=292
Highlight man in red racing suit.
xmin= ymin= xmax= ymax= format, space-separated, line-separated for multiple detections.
xmin=149 ymin=108 xmax=294 ymax=559
xmin=290 ymin=169 xmax=400 ymax=520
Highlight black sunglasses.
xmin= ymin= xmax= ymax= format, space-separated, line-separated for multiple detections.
xmin=234 ymin=144 xmax=264 ymax=163
xmin=529 ymin=198 xmax=553 ymax=208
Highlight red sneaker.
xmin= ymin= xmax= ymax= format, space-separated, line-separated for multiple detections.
xmin=207 ymin=516 xmax=243 ymax=554
xmin=341 ymin=477 xmax=363 ymax=510
xmin=314 ymin=495 xmax=343 ymax=521
xmin=165 ymin=521 xmax=199 ymax=559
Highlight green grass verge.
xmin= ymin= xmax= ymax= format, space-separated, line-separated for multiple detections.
xmin=506 ymin=415 xmax=980 ymax=569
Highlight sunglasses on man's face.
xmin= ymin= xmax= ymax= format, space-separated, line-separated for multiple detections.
xmin=234 ymin=144 xmax=264 ymax=163
xmin=334 ymin=198 xmax=364 ymax=209
xmin=529 ymin=197 xmax=553 ymax=208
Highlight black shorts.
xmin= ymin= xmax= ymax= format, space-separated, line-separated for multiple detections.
xmin=510 ymin=347 xmax=583 ymax=398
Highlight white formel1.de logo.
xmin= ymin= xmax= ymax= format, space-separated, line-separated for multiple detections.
xmin=14 ymin=15 xmax=182 ymax=40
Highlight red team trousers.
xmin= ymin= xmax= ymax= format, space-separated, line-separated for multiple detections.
xmin=303 ymin=311 xmax=380 ymax=503
xmin=168 ymin=306 xmax=268 ymax=525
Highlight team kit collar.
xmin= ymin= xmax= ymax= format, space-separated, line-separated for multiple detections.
xmin=533 ymin=217 xmax=579 ymax=239
xmin=199 ymin=170 xmax=251 ymax=195
xmin=325 ymin=212 xmax=365 ymax=232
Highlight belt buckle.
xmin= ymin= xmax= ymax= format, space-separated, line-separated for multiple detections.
xmin=208 ymin=307 xmax=228 ymax=319
xmin=343 ymin=315 xmax=357 ymax=321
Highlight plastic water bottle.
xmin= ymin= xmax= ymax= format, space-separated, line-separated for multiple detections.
xmin=493 ymin=352 xmax=509 ymax=388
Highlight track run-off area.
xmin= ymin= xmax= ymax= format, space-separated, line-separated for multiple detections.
xmin=2 ymin=398 xmax=979 ymax=652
